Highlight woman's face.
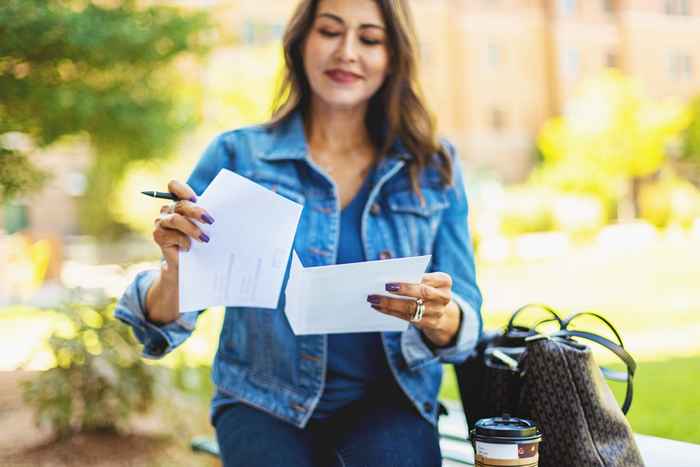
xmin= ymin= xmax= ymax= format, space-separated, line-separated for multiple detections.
xmin=302 ymin=0 xmax=390 ymax=111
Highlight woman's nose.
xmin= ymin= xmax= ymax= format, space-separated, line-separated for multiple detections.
xmin=336 ymin=33 xmax=358 ymax=63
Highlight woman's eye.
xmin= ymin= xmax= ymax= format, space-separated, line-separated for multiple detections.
xmin=319 ymin=29 xmax=341 ymax=37
xmin=360 ymin=37 xmax=382 ymax=46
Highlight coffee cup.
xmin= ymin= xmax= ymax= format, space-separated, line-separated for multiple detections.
xmin=470 ymin=415 xmax=542 ymax=467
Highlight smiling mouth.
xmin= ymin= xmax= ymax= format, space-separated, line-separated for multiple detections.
xmin=325 ymin=70 xmax=362 ymax=84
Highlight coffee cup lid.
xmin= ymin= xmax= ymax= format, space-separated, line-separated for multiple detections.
xmin=473 ymin=415 xmax=541 ymax=441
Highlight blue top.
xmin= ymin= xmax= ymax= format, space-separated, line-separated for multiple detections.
xmin=313 ymin=169 xmax=391 ymax=419
xmin=114 ymin=111 xmax=483 ymax=429
xmin=209 ymin=170 xmax=389 ymax=421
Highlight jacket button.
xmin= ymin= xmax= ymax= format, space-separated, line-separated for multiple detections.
xmin=379 ymin=250 xmax=392 ymax=260
xmin=370 ymin=203 xmax=381 ymax=215
xmin=423 ymin=401 xmax=433 ymax=413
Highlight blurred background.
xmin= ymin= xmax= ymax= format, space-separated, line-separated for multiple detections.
xmin=1 ymin=0 xmax=699 ymax=465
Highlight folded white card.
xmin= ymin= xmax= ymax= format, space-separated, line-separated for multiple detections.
xmin=285 ymin=252 xmax=432 ymax=335
xmin=179 ymin=169 xmax=303 ymax=313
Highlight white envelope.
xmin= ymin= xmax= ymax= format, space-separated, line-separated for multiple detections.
xmin=179 ymin=169 xmax=303 ymax=313
xmin=285 ymin=252 xmax=432 ymax=335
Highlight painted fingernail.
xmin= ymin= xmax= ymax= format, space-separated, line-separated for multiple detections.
xmin=199 ymin=233 xmax=210 ymax=243
xmin=367 ymin=295 xmax=381 ymax=304
xmin=385 ymin=283 xmax=400 ymax=292
xmin=190 ymin=196 xmax=197 ymax=203
xmin=202 ymin=213 xmax=215 ymax=225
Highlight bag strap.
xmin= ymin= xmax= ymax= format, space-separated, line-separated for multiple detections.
xmin=563 ymin=311 xmax=626 ymax=347
xmin=550 ymin=329 xmax=636 ymax=414
xmin=506 ymin=304 xmax=564 ymax=333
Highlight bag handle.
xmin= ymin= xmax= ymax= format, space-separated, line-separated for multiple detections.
xmin=563 ymin=311 xmax=626 ymax=348
xmin=507 ymin=303 xmax=564 ymax=333
xmin=550 ymin=329 xmax=636 ymax=414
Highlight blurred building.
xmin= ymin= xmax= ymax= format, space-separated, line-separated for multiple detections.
xmin=415 ymin=0 xmax=700 ymax=181
xmin=0 ymin=142 xmax=90 ymax=279
xmin=196 ymin=0 xmax=700 ymax=181
xmin=3 ymin=0 xmax=699 ymax=247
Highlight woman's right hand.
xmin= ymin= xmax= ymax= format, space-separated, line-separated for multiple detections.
xmin=152 ymin=179 xmax=215 ymax=273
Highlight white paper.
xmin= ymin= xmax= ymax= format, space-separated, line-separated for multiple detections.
xmin=179 ymin=169 xmax=303 ymax=312
xmin=475 ymin=441 xmax=519 ymax=460
xmin=285 ymin=252 xmax=432 ymax=335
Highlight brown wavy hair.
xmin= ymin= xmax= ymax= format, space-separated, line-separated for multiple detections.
xmin=269 ymin=0 xmax=452 ymax=193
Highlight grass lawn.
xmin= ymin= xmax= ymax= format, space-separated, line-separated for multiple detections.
xmin=435 ymin=234 xmax=700 ymax=444
xmin=475 ymin=235 xmax=700 ymax=361
xmin=439 ymin=355 xmax=700 ymax=444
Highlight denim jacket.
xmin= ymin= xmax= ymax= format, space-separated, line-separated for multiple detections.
xmin=115 ymin=111 xmax=483 ymax=428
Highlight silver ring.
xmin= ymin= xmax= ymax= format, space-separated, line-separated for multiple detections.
xmin=411 ymin=298 xmax=425 ymax=322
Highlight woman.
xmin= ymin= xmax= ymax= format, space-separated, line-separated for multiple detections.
xmin=116 ymin=0 xmax=482 ymax=465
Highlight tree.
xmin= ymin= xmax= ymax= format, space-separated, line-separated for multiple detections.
xmin=534 ymin=70 xmax=691 ymax=219
xmin=678 ymin=95 xmax=700 ymax=187
xmin=0 ymin=0 xmax=211 ymax=236
xmin=684 ymin=96 xmax=700 ymax=160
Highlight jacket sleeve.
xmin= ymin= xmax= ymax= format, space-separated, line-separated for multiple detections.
xmin=401 ymin=141 xmax=483 ymax=369
xmin=114 ymin=269 xmax=200 ymax=359
xmin=114 ymin=133 xmax=232 ymax=358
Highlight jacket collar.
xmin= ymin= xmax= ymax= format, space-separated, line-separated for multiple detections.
xmin=259 ymin=112 xmax=310 ymax=161
xmin=259 ymin=110 xmax=412 ymax=162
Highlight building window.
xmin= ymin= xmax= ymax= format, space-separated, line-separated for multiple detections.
xmin=665 ymin=0 xmax=690 ymax=15
xmin=668 ymin=52 xmax=693 ymax=80
xmin=3 ymin=202 xmax=30 ymax=234
xmin=419 ymin=41 xmax=433 ymax=66
xmin=242 ymin=20 xmax=285 ymax=46
xmin=560 ymin=0 xmax=577 ymax=16
xmin=490 ymin=108 xmax=507 ymax=132
xmin=605 ymin=52 xmax=619 ymax=68
xmin=64 ymin=171 xmax=87 ymax=197
xmin=562 ymin=47 xmax=580 ymax=79
xmin=603 ymin=0 xmax=615 ymax=14
xmin=487 ymin=42 xmax=503 ymax=69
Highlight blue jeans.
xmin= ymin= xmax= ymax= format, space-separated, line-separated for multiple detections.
xmin=213 ymin=382 xmax=441 ymax=467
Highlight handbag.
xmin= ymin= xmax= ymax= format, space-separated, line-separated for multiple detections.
xmin=455 ymin=304 xmax=644 ymax=467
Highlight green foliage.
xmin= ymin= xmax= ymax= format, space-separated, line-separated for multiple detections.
xmin=678 ymin=95 xmax=700 ymax=187
xmin=0 ymin=147 xmax=47 ymax=200
xmin=0 ymin=0 xmax=212 ymax=235
xmin=534 ymin=70 xmax=691 ymax=215
xmin=683 ymin=95 xmax=700 ymax=162
xmin=496 ymin=187 xmax=606 ymax=238
xmin=499 ymin=188 xmax=556 ymax=236
xmin=170 ymin=356 xmax=214 ymax=404
xmin=638 ymin=172 xmax=700 ymax=229
xmin=637 ymin=182 xmax=671 ymax=228
xmin=21 ymin=297 xmax=156 ymax=439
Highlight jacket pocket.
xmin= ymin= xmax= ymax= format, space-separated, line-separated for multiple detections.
xmin=384 ymin=188 xmax=449 ymax=256
xmin=249 ymin=308 xmax=301 ymax=391
xmin=251 ymin=173 xmax=306 ymax=206
xmin=387 ymin=188 xmax=448 ymax=216
xmin=219 ymin=308 xmax=252 ymax=365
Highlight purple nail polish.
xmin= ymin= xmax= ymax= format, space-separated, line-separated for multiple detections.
xmin=385 ymin=283 xmax=400 ymax=292
xmin=190 ymin=196 xmax=197 ymax=203
xmin=367 ymin=295 xmax=381 ymax=304
xmin=202 ymin=213 xmax=215 ymax=225
xmin=199 ymin=233 xmax=210 ymax=243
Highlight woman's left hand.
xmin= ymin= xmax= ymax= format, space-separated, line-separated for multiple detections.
xmin=367 ymin=272 xmax=461 ymax=348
